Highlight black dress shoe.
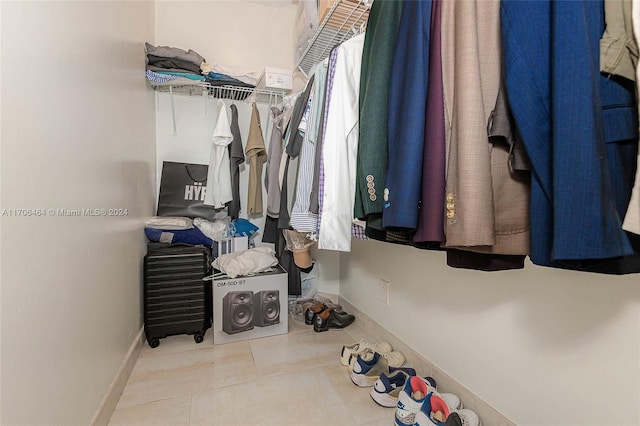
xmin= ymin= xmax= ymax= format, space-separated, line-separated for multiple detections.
xmin=304 ymin=303 xmax=327 ymax=325
xmin=313 ymin=308 xmax=355 ymax=332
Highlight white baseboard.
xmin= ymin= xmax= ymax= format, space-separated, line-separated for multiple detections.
xmin=338 ymin=296 xmax=515 ymax=426
xmin=91 ymin=327 xmax=144 ymax=426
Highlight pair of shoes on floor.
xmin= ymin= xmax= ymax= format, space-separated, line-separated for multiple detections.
xmin=303 ymin=301 xmax=342 ymax=325
xmin=395 ymin=376 xmax=480 ymax=426
xmin=340 ymin=339 xmax=406 ymax=369
xmin=313 ymin=308 xmax=355 ymax=332
xmin=349 ymin=352 xmax=416 ymax=387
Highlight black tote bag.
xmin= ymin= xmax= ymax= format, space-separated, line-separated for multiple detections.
xmin=156 ymin=161 xmax=217 ymax=220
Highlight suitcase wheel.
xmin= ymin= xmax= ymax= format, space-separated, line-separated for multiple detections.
xmin=194 ymin=333 xmax=204 ymax=344
xmin=149 ymin=338 xmax=160 ymax=348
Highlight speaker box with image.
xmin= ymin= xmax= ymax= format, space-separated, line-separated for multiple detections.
xmin=253 ymin=290 xmax=280 ymax=327
xmin=213 ymin=266 xmax=287 ymax=345
xmin=222 ymin=291 xmax=254 ymax=334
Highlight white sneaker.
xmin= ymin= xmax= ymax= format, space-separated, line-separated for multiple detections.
xmin=378 ymin=349 xmax=405 ymax=368
xmin=340 ymin=339 xmax=392 ymax=366
xmin=370 ymin=370 xmax=411 ymax=408
xmin=347 ymin=348 xmax=406 ymax=369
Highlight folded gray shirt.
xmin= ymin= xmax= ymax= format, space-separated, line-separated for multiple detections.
xmin=145 ymin=42 xmax=205 ymax=67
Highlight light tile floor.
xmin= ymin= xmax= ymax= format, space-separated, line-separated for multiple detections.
xmin=109 ymin=317 xmax=394 ymax=426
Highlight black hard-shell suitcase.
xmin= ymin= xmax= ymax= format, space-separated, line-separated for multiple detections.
xmin=143 ymin=244 xmax=212 ymax=348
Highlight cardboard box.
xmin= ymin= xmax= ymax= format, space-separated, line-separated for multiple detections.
xmin=214 ymin=236 xmax=249 ymax=258
xmin=257 ymin=67 xmax=293 ymax=91
xmin=212 ymin=265 xmax=288 ymax=345
xmin=318 ymin=0 xmax=333 ymax=23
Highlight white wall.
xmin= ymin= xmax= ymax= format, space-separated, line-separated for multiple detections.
xmin=0 ymin=2 xmax=156 ymax=424
xmin=154 ymin=1 xmax=298 ymax=72
xmin=340 ymin=239 xmax=640 ymax=425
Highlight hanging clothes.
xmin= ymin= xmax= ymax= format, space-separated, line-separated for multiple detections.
xmin=414 ymin=0 xmax=445 ymax=245
xmin=382 ymin=0 xmax=432 ymax=231
xmin=276 ymin=79 xmax=315 ymax=296
xmin=316 ymin=48 xmax=339 ymax=237
xmin=264 ymin=106 xmax=286 ymax=218
xmin=441 ymin=0 xmax=499 ymax=248
xmin=279 ymin=75 xmax=315 ymax=231
xmin=317 ymin=33 xmax=366 ymax=252
xmin=600 ymin=0 xmax=638 ymax=81
xmin=502 ymin=0 xmax=640 ymax=274
xmin=623 ymin=0 xmax=640 ymax=235
xmin=245 ymin=103 xmax=267 ymax=215
xmin=445 ymin=85 xmax=530 ymax=271
xmin=355 ymin=0 xmax=403 ymax=239
xmin=204 ymin=99 xmax=233 ymax=209
xmin=439 ymin=0 xmax=530 ymax=261
xmin=227 ymin=104 xmax=244 ymax=220
xmin=309 ymin=66 xmax=329 ymax=219
xmin=291 ymin=62 xmax=328 ymax=234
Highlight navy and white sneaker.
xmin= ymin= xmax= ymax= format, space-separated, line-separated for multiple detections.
xmin=370 ymin=370 xmax=410 ymax=407
xmin=350 ymin=352 xmax=417 ymax=387
xmin=371 ymin=372 xmax=437 ymax=408
xmin=395 ymin=376 xmax=434 ymax=425
xmin=413 ymin=391 xmax=450 ymax=426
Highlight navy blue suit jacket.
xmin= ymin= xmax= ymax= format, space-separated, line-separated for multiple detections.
xmin=502 ymin=0 xmax=639 ymax=272
xmin=383 ymin=0 xmax=432 ymax=230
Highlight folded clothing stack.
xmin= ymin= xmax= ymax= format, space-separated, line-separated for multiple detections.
xmin=144 ymin=216 xmax=212 ymax=246
xmin=143 ymin=216 xmax=259 ymax=248
xmin=144 ymin=42 xmax=257 ymax=98
xmin=145 ymin=42 xmax=206 ymax=87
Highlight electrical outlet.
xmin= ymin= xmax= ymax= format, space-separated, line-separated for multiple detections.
xmin=378 ymin=279 xmax=390 ymax=306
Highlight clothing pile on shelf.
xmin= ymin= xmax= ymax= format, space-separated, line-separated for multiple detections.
xmin=341 ymin=339 xmax=480 ymax=426
xmin=143 ymin=215 xmax=259 ymax=258
xmin=280 ymin=0 xmax=640 ymax=274
xmin=144 ymin=42 xmax=257 ymax=98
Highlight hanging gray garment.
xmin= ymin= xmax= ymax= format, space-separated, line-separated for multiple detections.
xmin=488 ymin=85 xmax=532 ymax=171
xmin=265 ymin=106 xmax=285 ymax=217
xmin=309 ymin=73 xmax=330 ymax=215
xmin=279 ymin=76 xmax=315 ymax=230
xmin=227 ymin=104 xmax=244 ymax=219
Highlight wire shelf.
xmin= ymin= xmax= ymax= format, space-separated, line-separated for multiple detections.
xmin=151 ymin=82 xmax=287 ymax=105
xmin=295 ymin=0 xmax=370 ymax=76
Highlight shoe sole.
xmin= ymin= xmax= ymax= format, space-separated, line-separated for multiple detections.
xmin=369 ymin=389 xmax=398 ymax=408
xmin=349 ymin=370 xmax=378 ymax=387
xmin=394 ymin=414 xmax=416 ymax=426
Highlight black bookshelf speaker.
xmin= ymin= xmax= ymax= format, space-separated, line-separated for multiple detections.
xmin=222 ymin=291 xmax=254 ymax=334
xmin=253 ymin=290 xmax=280 ymax=327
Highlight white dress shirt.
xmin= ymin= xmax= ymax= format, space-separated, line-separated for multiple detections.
xmin=318 ymin=33 xmax=366 ymax=251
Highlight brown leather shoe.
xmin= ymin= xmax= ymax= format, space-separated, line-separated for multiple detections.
xmin=313 ymin=308 xmax=355 ymax=332
xmin=304 ymin=303 xmax=326 ymax=325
